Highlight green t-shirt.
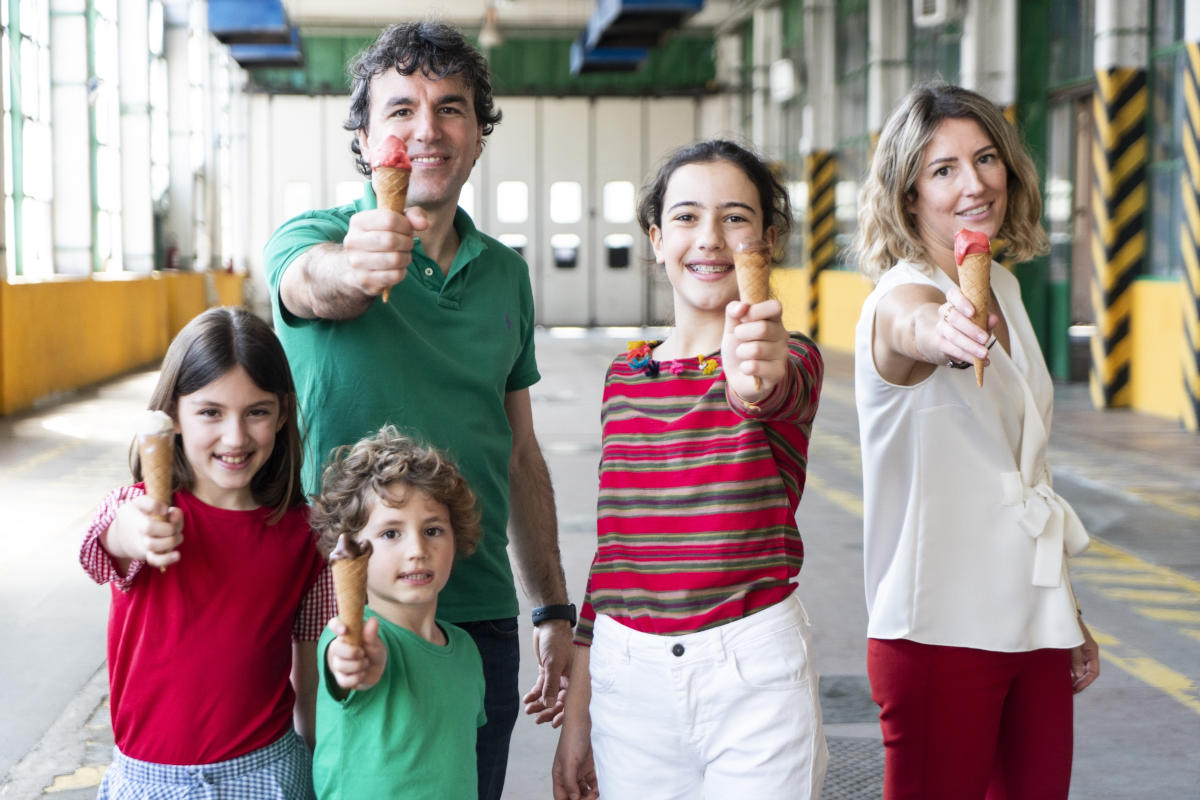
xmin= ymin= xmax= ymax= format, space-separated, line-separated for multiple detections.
xmin=313 ymin=609 xmax=486 ymax=800
xmin=265 ymin=185 xmax=540 ymax=621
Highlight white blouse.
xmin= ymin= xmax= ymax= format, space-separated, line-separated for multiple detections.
xmin=854 ymin=260 xmax=1087 ymax=652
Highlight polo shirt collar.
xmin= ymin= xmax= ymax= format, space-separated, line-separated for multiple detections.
xmin=359 ymin=181 xmax=487 ymax=310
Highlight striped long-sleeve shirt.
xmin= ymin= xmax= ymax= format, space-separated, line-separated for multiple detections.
xmin=575 ymin=333 xmax=823 ymax=645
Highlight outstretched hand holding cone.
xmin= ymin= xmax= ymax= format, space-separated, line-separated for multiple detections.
xmin=734 ymin=239 xmax=773 ymax=391
xmin=136 ymin=409 xmax=176 ymax=572
xmin=953 ymin=228 xmax=992 ymax=387
xmin=371 ymin=135 xmax=412 ymax=304
xmin=330 ymin=533 xmax=372 ymax=648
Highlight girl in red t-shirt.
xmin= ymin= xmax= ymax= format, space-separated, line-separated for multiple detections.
xmin=81 ymin=306 xmax=334 ymax=799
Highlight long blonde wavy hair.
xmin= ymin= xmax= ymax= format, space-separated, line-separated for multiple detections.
xmin=851 ymin=83 xmax=1050 ymax=283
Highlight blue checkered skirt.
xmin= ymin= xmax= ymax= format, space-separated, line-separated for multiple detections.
xmin=96 ymin=730 xmax=314 ymax=800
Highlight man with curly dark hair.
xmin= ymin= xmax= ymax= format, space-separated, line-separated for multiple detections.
xmin=264 ymin=22 xmax=573 ymax=800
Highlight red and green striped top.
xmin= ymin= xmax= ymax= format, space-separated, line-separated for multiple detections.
xmin=575 ymin=333 xmax=823 ymax=645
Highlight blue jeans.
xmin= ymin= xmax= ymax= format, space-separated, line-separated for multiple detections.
xmin=457 ymin=617 xmax=521 ymax=800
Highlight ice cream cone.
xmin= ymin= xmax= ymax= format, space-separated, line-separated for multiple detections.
xmin=330 ymin=534 xmax=372 ymax=648
xmin=959 ymin=251 xmax=991 ymax=387
xmin=375 ymin=167 xmax=410 ymax=304
xmin=136 ymin=410 xmax=175 ymax=571
xmin=734 ymin=240 xmax=772 ymax=391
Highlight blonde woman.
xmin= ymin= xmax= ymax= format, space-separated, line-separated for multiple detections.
xmin=851 ymin=84 xmax=1099 ymax=799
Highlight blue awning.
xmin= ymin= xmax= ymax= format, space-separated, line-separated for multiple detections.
xmin=209 ymin=0 xmax=291 ymax=45
xmin=569 ymin=32 xmax=648 ymax=74
xmin=229 ymin=27 xmax=302 ymax=68
xmin=584 ymin=0 xmax=703 ymax=50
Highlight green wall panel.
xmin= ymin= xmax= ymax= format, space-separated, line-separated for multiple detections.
xmin=248 ymin=33 xmax=715 ymax=96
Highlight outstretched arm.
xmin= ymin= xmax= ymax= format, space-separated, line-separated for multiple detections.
xmin=505 ymin=388 xmax=574 ymax=719
xmin=279 ymin=207 xmax=427 ymax=320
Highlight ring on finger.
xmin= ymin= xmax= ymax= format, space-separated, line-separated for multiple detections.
xmin=942 ymin=305 xmax=953 ymax=323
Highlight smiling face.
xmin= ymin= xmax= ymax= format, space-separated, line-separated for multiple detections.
xmin=649 ymin=159 xmax=776 ymax=319
xmin=907 ymin=116 xmax=1009 ymax=274
xmin=173 ymin=364 xmax=284 ymax=510
xmin=356 ymin=70 xmax=484 ymax=217
xmin=359 ymin=482 xmax=457 ymax=631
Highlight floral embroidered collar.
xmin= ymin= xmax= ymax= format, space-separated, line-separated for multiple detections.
xmin=626 ymin=340 xmax=719 ymax=377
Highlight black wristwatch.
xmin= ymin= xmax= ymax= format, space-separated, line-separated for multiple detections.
xmin=531 ymin=603 xmax=577 ymax=627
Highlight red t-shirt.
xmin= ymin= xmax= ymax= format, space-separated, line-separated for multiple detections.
xmin=83 ymin=486 xmax=328 ymax=764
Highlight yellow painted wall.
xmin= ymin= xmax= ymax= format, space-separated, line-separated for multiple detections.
xmin=1128 ymin=278 xmax=1186 ymax=422
xmin=818 ymin=270 xmax=873 ymax=352
xmin=771 ymin=265 xmax=813 ymax=334
xmin=0 ymin=271 xmax=229 ymax=416
xmin=211 ymin=271 xmax=247 ymax=308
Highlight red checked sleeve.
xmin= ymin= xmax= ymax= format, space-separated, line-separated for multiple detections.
xmin=294 ymin=562 xmax=335 ymax=641
xmin=80 ymin=484 xmax=148 ymax=592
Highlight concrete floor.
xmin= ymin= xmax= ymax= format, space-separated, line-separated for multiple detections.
xmin=1 ymin=329 xmax=1198 ymax=798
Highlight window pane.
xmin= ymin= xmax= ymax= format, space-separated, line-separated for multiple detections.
xmin=334 ymin=181 xmax=361 ymax=206
xmin=23 ymin=121 xmax=51 ymax=200
xmin=21 ymin=38 xmax=39 ymax=118
xmin=22 ymin=198 xmax=52 ymax=277
xmin=284 ymin=181 xmax=313 ymax=220
xmin=496 ymin=181 xmax=528 ymax=223
xmin=549 ymin=181 xmax=582 ymax=224
xmin=602 ymin=181 xmax=634 ymax=223
xmin=459 ymin=181 xmax=475 ymax=220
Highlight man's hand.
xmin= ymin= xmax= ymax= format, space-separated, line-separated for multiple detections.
xmin=341 ymin=206 xmax=428 ymax=298
xmin=280 ymin=206 xmax=428 ymax=320
xmin=326 ymin=616 xmax=387 ymax=693
xmin=523 ymin=619 xmax=574 ymax=727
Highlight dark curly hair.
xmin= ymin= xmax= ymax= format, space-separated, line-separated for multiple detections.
xmin=344 ymin=21 xmax=502 ymax=176
xmin=310 ymin=425 xmax=481 ymax=558
xmin=637 ymin=139 xmax=793 ymax=256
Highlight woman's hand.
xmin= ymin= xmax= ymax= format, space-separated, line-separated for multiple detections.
xmin=1071 ymin=617 xmax=1100 ymax=693
xmin=934 ymin=285 xmax=997 ymax=368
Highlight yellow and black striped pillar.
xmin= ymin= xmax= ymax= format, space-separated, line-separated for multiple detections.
xmin=1089 ymin=67 xmax=1147 ymax=410
xmin=805 ymin=150 xmax=836 ymax=341
xmin=1182 ymin=43 xmax=1200 ymax=431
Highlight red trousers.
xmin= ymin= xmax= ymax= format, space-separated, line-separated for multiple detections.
xmin=868 ymin=638 xmax=1074 ymax=800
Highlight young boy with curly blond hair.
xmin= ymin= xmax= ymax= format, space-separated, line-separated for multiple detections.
xmin=309 ymin=426 xmax=485 ymax=799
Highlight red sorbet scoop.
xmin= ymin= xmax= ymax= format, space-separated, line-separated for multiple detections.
xmin=954 ymin=228 xmax=991 ymax=265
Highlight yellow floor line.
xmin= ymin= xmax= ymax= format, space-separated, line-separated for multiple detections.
xmin=44 ymin=764 xmax=107 ymax=792
xmin=1100 ymin=587 xmax=1200 ymax=604
xmin=0 ymin=440 xmax=80 ymax=479
xmin=1088 ymin=625 xmax=1200 ymax=715
xmin=1136 ymin=607 xmax=1200 ymax=624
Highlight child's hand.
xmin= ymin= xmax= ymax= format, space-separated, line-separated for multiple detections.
xmin=103 ymin=495 xmax=184 ymax=568
xmin=327 ymin=616 xmax=386 ymax=692
xmin=721 ymin=298 xmax=787 ymax=404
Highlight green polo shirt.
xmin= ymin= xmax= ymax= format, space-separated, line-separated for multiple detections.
xmin=264 ymin=183 xmax=539 ymax=622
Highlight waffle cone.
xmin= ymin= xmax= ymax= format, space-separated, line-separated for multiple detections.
xmin=375 ymin=166 xmax=410 ymax=304
xmin=138 ymin=431 xmax=174 ymax=520
xmin=734 ymin=249 xmax=771 ymax=305
xmin=959 ymin=252 xmax=991 ymax=387
xmin=332 ymin=553 xmax=370 ymax=648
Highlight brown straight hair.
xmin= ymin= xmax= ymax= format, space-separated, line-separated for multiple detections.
xmin=133 ymin=307 xmax=305 ymax=523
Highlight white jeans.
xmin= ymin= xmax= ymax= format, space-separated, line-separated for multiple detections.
xmin=589 ymin=594 xmax=828 ymax=799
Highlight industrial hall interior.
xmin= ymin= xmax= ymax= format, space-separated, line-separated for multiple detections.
xmin=1 ymin=1 xmax=1197 ymax=799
